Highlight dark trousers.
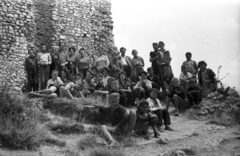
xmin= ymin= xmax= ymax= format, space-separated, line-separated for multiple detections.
xmin=27 ymin=69 xmax=38 ymax=92
xmin=152 ymin=65 xmax=159 ymax=77
xmin=135 ymin=66 xmax=144 ymax=76
xmin=39 ymin=65 xmax=50 ymax=90
xmin=123 ymin=65 xmax=132 ymax=77
xmin=79 ymin=68 xmax=89 ymax=79
xmin=132 ymin=87 xmax=145 ymax=101
xmin=187 ymin=90 xmax=202 ymax=105
xmin=152 ymin=109 xmax=171 ymax=126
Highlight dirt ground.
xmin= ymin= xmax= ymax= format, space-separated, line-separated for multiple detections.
xmin=0 ymin=104 xmax=240 ymax=156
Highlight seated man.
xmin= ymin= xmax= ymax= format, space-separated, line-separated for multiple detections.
xmin=133 ymin=71 xmax=152 ymax=104
xmin=29 ymin=70 xmax=63 ymax=98
xmin=147 ymin=67 xmax=161 ymax=90
xmin=147 ymin=88 xmax=173 ymax=131
xmin=186 ymin=79 xmax=202 ymax=107
xmin=179 ymin=65 xmax=194 ymax=89
xmin=99 ymin=93 xmax=137 ymax=146
xmin=166 ymin=78 xmax=186 ymax=116
xmin=82 ymin=71 xmax=95 ymax=96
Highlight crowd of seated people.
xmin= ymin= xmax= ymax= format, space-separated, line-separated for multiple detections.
xmin=25 ymin=41 xmax=230 ymax=145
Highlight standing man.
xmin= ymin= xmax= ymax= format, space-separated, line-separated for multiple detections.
xmin=58 ymin=42 xmax=69 ymax=74
xmin=182 ymin=52 xmax=198 ymax=76
xmin=149 ymin=43 xmax=160 ymax=77
xmin=120 ymin=47 xmax=132 ymax=77
xmin=157 ymin=41 xmax=171 ymax=88
xmin=132 ymin=49 xmax=144 ymax=76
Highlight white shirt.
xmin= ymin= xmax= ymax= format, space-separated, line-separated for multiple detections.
xmin=134 ymin=79 xmax=152 ymax=90
xmin=147 ymin=97 xmax=163 ymax=111
xmin=47 ymin=77 xmax=63 ymax=89
xmin=179 ymin=72 xmax=193 ymax=81
xmin=121 ymin=56 xmax=127 ymax=65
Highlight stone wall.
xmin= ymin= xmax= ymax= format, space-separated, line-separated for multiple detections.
xmin=0 ymin=0 xmax=115 ymax=92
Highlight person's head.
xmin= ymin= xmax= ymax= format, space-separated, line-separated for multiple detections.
xmin=140 ymin=71 xmax=148 ymax=80
xmin=185 ymin=52 xmax=192 ymax=61
xmin=152 ymin=42 xmax=158 ymax=51
xmin=102 ymin=68 xmax=109 ymax=77
xmin=131 ymin=69 xmax=137 ymax=77
xmin=120 ymin=47 xmax=126 ymax=56
xmin=164 ymin=65 xmax=172 ymax=75
xmin=95 ymin=72 xmax=103 ymax=80
xmin=112 ymin=70 xmax=120 ymax=79
xmin=171 ymin=77 xmax=180 ymax=87
xmin=109 ymin=93 xmax=120 ymax=106
xmin=86 ymin=71 xmax=93 ymax=81
xmin=59 ymin=42 xmax=66 ymax=51
xmin=91 ymin=67 xmax=97 ymax=75
xmin=189 ymin=79 xmax=197 ymax=87
xmin=41 ymin=43 xmax=48 ymax=52
xmin=69 ymin=47 xmax=75 ymax=56
xmin=107 ymin=77 xmax=115 ymax=87
xmin=78 ymin=48 xmax=85 ymax=57
xmin=132 ymin=49 xmax=138 ymax=57
xmin=119 ymin=72 xmax=127 ymax=81
xmin=137 ymin=99 xmax=149 ymax=113
xmin=111 ymin=80 xmax=119 ymax=91
xmin=52 ymin=46 xmax=59 ymax=54
xmin=28 ymin=49 xmax=35 ymax=57
xmin=147 ymin=67 xmax=153 ymax=76
xmin=158 ymin=41 xmax=165 ymax=49
xmin=61 ymin=69 xmax=68 ymax=79
xmin=198 ymin=61 xmax=207 ymax=70
xmin=149 ymin=88 xmax=159 ymax=99
xmin=51 ymin=70 xmax=59 ymax=80
xmin=181 ymin=65 xmax=187 ymax=74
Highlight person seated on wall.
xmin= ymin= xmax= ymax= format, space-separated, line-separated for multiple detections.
xmin=60 ymin=69 xmax=71 ymax=85
xmin=166 ymin=78 xmax=186 ymax=116
xmin=104 ymin=77 xmax=115 ymax=91
xmin=91 ymin=71 xmax=103 ymax=89
xmin=179 ymin=65 xmax=194 ymax=90
xmin=29 ymin=70 xmax=63 ymax=98
xmin=186 ymin=79 xmax=202 ymax=108
xmin=109 ymin=80 xmax=128 ymax=107
xmin=99 ymin=93 xmax=137 ymax=146
xmin=147 ymin=67 xmax=161 ymax=90
xmin=134 ymin=99 xmax=160 ymax=139
xmin=146 ymin=88 xmax=173 ymax=131
xmin=118 ymin=71 xmax=133 ymax=107
xmin=197 ymin=61 xmax=230 ymax=98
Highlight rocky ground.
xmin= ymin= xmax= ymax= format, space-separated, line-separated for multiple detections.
xmin=0 ymin=92 xmax=240 ymax=156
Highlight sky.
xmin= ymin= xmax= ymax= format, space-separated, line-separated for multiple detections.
xmin=111 ymin=0 xmax=240 ymax=92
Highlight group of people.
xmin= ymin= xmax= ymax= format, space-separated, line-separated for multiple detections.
xmin=24 ymin=40 xmax=230 ymax=145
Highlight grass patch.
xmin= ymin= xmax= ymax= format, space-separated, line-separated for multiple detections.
xmin=89 ymin=147 xmax=127 ymax=156
xmin=63 ymin=149 xmax=80 ymax=156
xmin=77 ymin=134 xmax=105 ymax=150
xmin=43 ymin=137 xmax=66 ymax=147
xmin=50 ymin=123 xmax=86 ymax=134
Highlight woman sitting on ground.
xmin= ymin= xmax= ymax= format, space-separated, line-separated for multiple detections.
xmin=118 ymin=72 xmax=133 ymax=107
xmin=29 ymin=70 xmax=63 ymax=98
xmin=99 ymin=93 xmax=137 ymax=146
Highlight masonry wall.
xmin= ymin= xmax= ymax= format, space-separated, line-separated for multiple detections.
xmin=0 ymin=0 xmax=115 ymax=92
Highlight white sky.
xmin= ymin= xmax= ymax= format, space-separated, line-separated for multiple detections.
xmin=111 ymin=0 xmax=240 ymax=91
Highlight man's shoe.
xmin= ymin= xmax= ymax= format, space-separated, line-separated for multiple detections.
xmin=165 ymin=126 xmax=173 ymax=131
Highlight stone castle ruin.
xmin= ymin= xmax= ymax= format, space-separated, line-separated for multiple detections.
xmin=0 ymin=0 xmax=115 ymax=92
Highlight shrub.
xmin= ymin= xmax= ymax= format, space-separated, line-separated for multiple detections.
xmin=77 ymin=135 xmax=102 ymax=150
